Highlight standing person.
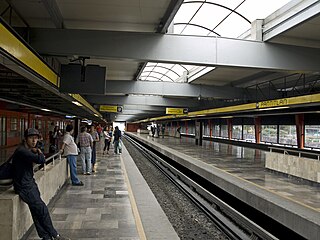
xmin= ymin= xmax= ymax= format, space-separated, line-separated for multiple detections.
xmin=89 ymin=125 xmax=100 ymax=172
xmin=157 ymin=124 xmax=160 ymax=138
xmin=60 ymin=124 xmax=84 ymax=186
xmin=161 ymin=124 xmax=165 ymax=138
xmin=177 ymin=126 xmax=181 ymax=138
xmin=77 ymin=126 xmax=93 ymax=175
xmin=151 ymin=125 xmax=155 ymax=138
xmin=113 ymin=126 xmax=122 ymax=154
xmin=103 ymin=126 xmax=111 ymax=155
xmin=12 ymin=128 xmax=70 ymax=240
xmin=50 ymin=126 xmax=62 ymax=153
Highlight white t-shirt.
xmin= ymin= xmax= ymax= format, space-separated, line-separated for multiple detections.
xmin=62 ymin=132 xmax=78 ymax=156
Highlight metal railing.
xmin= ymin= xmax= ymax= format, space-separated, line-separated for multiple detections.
xmin=34 ymin=151 xmax=63 ymax=172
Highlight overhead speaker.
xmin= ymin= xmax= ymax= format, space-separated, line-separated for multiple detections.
xmin=60 ymin=64 xmax=106 ymax=94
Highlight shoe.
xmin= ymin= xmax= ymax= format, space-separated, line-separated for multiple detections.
xmin=53 ymin=234 xmax=71 ymax=240
xmin=86 ymin=172 xmax=91 ymax=175
xmin=92 ymin=169 xmax=95 ymax=173
xmin=72 ymin=181 xmax=84 ymax=186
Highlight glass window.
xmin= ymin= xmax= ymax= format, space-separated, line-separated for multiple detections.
xmin=243 ymin=125 xmax=255 ymax=142
xmin=279 ymin=125 xmax=297 ymax=145
xmin=213 ymin=125 xmax=220 ymax=137
xmin=232 ymin=125 xmax=242 ymax=139
xmin=221 ymin=125 xmax=228 ymax=138
xmin=261 ymin=125 xmax=277 ymax=143
xmin=10 ymin=118 xmax=18 ymax=131
xmin=305 ymin=125 xmax=320 ymax=149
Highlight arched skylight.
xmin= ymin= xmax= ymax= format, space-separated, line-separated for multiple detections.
xmin=139 ymin=0 xmax=291 ymax=82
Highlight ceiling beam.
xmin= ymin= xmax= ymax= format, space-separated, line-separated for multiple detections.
xmin=104 ymin=80 xmax=245 ymax=99
xmin=87 ymin=95 xmax=211 ymax=108
xmin=156 ymin=0 xmax=183 ymax=33
xmin=42 ymin=0 xmax=64 ymax=28
xmin=28 ymin=28 xmax=320 ymax=72
xmin=263 ymin=0 xmax=320 ymax=41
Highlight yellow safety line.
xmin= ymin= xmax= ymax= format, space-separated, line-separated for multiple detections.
xmin=120 ymin=153 xmax=147 ymax=240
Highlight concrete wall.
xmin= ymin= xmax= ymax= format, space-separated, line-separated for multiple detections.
xmin=0 ymin=158 xmax=68 ymax=240
xmin=266 ymin=152 xmax=320 ymax=183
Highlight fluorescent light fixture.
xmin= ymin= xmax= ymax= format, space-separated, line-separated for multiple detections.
xmin=258 ymin=106 xmax=289 ymax=111
xmin=65 ymin=115 xmax=76 ymax=119
xmin=94 ymin=114 xmax=99 ymax=117
xmin=72 ymin=101 xmax=83 ymax=107
xmin=220 ymin=116 xmax=233 ymax=118
xmin=41 ymin=108 xmax=51 ymax=112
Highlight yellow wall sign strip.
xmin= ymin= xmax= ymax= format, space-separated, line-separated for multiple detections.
xmin=0 ymin=23 xmax=59 ymax=86
xmin=258 ymin=93 xmax=320 ymax=109
xmin=166 ymin=108 xmax=187 ymax=115
xmin=100 ymin=105 xmax=118 ymax=112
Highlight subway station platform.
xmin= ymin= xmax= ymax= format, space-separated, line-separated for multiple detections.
xmin=24 ymin=142 xmax=178 ymax=240
xmin=127 ymin=132 xmax=320 ymax=240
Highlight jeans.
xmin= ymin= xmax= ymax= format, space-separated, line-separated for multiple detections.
xmin=19 ymin=185 xmax=57 ymax=239
xmin=91 ymin=142 xmax=96 ymax=165
xmin=66 ymin=155 xmax=80 ymax=184
xmin=80 ymin=146 xmax=92 ymax=173
xmin=114 ymin=140 xmax=122 ymax=154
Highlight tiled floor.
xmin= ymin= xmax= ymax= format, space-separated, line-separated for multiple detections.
xmin=137 ymin=134 xmax=320 ymax=211
xmin=27 ymin=146 xmax=139 ymax=240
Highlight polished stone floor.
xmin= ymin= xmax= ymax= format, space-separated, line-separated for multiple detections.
xmin=137 ymin=134 xmax=320 ymax=211
xmin=27 ymin=146 xmax=139 ymax=240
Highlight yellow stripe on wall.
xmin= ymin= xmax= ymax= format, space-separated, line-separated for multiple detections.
xmin=0 ymin=23 xmax=59 ymax=86
xmin=70 ymin=94 xmax=102 ymax=118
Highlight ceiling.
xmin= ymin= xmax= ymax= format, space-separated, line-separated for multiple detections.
xmin=0 ymin=0 xmax=319 ymax=123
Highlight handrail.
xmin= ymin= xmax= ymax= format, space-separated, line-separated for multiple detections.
xmin=269 ymin=146 xmax=320 ymax=161
xmin=34 ymin=152 xmax=63 ymax=172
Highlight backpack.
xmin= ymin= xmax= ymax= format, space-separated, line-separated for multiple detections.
xmin=0 ymin=155 xmax=14 ymax=186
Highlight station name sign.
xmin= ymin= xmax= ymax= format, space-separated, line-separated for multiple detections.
xmin=257 ymin=98 xmax=288 ymax=109
xmin=166 ymin=108 xmax=188 ymax=115
xmin=99 ymin=105 xmax=123 ymax=113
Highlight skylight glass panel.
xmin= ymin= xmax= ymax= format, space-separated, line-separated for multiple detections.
xmin=214 ymin=13 xmax=251 ymax=38
xmin=189 ymin=4 xmax=230 ymax=31
xmin=237 ymin=0 xmax=292 ymax=22
xmin=174 ymin=2 xmax=203 ymax=24
xmin=171 ymin=64 xmax=188 ymax=76
xmin=179 ymin=24 xmax=211 ymax=36
xmin=204 ymin=0 xmax=244 ymax=9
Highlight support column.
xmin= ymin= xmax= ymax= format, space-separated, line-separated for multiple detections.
xmin=209 ymin=120 xmax=212 ymax=137
xmin=195 ymin=120 xmax=203 ymax=146
xmin=186 ymin=120 xmax=188 ymax=135
xmin=227 ymin=119 xmax=232 ymax=140
xmin=295 ymin=114 xmax=304 ymax=149
xmin=74 ymin=118 xmax=80 ymax=140
xmin=254 ymin=117 xmax=261 ymax=144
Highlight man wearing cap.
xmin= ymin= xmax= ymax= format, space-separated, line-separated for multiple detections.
xmin=12 ymin=128 xmax=70 ymax=240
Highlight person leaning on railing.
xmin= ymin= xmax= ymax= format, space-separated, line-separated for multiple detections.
xmin=12 ymin=128 xmax=70 ymax=240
